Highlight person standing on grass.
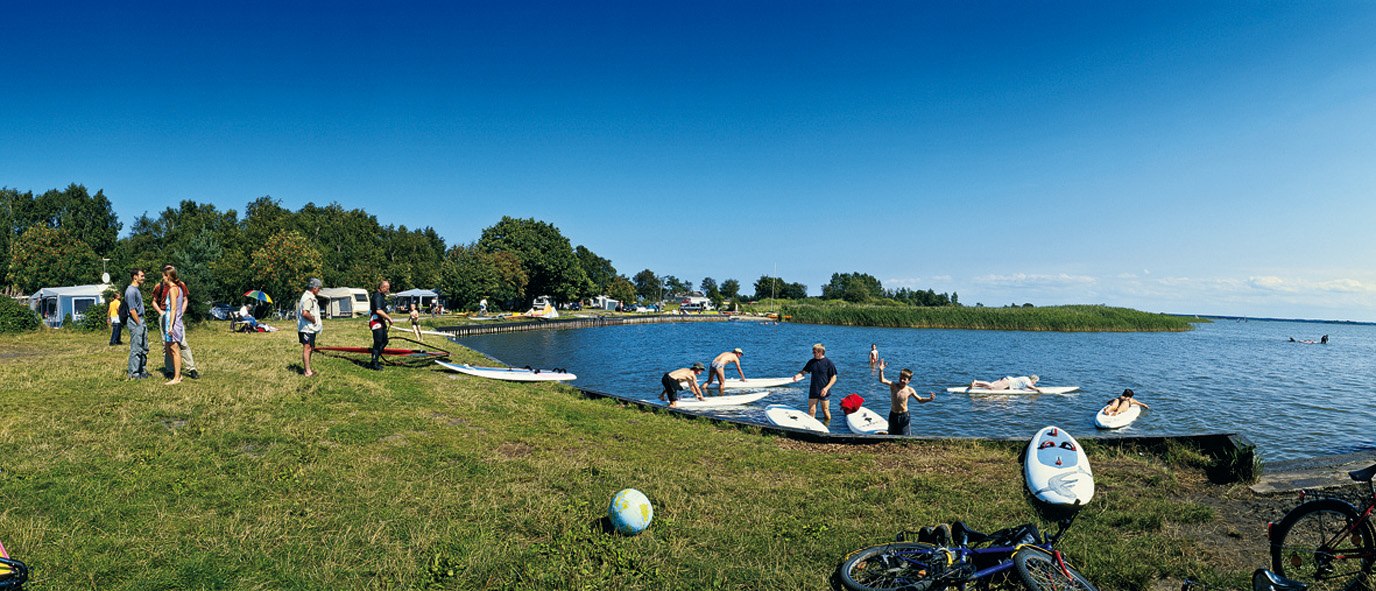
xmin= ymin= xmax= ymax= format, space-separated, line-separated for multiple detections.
xmin=298 ymin=278 xmax=323 ymax=377
xmin=160 ymin=267 xmax=186 ymax=385
xmin=409 ymin=303 xmax=422 ymax=339
xmin=793 ymin=343 xmax=838 ymax=423
xmin=151 ymin=265 xmax=200 ymax=379
xmin=107 ymin=291 xmax=123 ymax=346
xmin=125 ymin=269 xmax=150 ymax=379
xmin=877 ymin=359 xmax=936 ymax=436
xmin=368 ymin=280 xmax=394 ymax=370
xmin=701 ymin=348 xmax=746 ymax=396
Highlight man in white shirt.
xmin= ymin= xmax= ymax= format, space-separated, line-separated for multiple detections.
xmin=298 ymin=278 xmax=324 ymax=377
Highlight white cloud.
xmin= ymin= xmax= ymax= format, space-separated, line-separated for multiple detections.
xmin=972 ymin=273 xmax=1097 ymax=287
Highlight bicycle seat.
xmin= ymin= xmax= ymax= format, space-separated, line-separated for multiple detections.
xmin=1348 ymin=463 xmax=1376 ymax=483
xmin=950 ymin=521 xmax=988 ymax=546
xmin=1252 ymin=568 xmax=1308 ymax=591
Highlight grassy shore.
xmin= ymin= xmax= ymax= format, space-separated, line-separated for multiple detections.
xmin=0 ymin=320 xmax=1254 ymax=589
xmin=775 ymin=302 xmax=1203 ymax=332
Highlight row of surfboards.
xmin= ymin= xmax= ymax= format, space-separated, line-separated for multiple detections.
xmin=434 ymin=363 xmax=1144 ymax=430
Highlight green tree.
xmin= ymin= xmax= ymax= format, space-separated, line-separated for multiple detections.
xmin=753 ymin=275 xmax=803 ymax=301
xmin=607 ymin=275 xmax=637 ymax=307
xmin=476 ymin=217 xmax=590 ymax=305
xmin=249 ymin=230 xmax=324 ymax=312
xmin=720 ymin=278 xmax=740 ymax=300
xmin=169 ymin=229 xmax=224 ymax=321
xmin=29 ymin=184 xmax=122 ymax=255
xmin=8 ymin=225 xmax=101 ymax=292
xmin=574 ymin=245 xmax=616 ymax=297
xmin=821 ymin=272 xmax=884 ymax=303
xmin=633 ymin=269 xmax=660 ymax=302
xmin=439 ymin=245 xmax=527 ymax=311
xmin=661 ymin=275 xmax=692 ymax=297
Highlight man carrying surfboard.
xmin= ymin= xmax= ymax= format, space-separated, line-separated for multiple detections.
xmin=793 ymin=343 xmax=838 ymax=422
xmin=966 ymin=375 xmax=1041 ymax=393
xmin=702 ymin=348 xmax=745 ymax=396
xmin=877 ymin=359 xmax=935 ymax=435
xmin=659 ymin=363 xmax=706 ymax=408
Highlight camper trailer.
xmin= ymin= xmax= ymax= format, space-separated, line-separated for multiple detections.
xmin=29 ymin=284 xmax=110 ymax=328
xmin=317 ymin=287 xmax=369 ymax=318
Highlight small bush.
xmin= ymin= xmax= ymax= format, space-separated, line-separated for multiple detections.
xmin=77 ymin=307 xmax=111 ymax=331
xmin=0 ymin=297 xmax=40 ymax=333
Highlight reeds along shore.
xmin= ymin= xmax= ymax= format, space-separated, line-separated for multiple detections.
xmin=780 ymin=303 xmax=1201 ymax=332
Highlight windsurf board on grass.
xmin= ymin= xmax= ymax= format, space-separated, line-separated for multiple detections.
xmin=669 ymin=391 xmax=770 ymax=409
xmin=845 ymin=407 xmax=889 ymax=435
xmin=435 ymin=360 xmax=576 ymax=382
xmin=1024 ymin=426 xmax=1094 ymax=510
xmin=1093 ymin=404 xmax=1142 ymax=429
xmin=946 ymin=386 xmax=1080 ymax=395
xmin=764 ymin=404 xmax=829 ymax=433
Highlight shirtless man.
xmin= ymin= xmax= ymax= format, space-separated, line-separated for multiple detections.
xmin=1103 ymin=388 xmax=1150 ymax=416
xmin=702 ymin=348 xmax=745 ymax=396
xmin=878 ymin=359 xmax=935 ymax=435
xmin=659 ymin=363 xmax=706 ymax=408
xmin=967 ymin=375 xmax=1041 ymax=393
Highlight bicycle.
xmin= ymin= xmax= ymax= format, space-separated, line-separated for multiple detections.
xmin=1267 ymin=462 xmax=1376 ymax=591
xmin=835 ymin=514 xmax=1097 ymax=591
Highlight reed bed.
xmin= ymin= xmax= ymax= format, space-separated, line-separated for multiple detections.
xmin=781 ymin=303 xmax=1201 ymax=332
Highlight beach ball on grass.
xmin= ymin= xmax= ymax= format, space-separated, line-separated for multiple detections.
xmin=608 ymin=488 xmax=653 ymax=535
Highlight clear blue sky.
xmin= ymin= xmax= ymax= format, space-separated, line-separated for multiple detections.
xmin=4 ymin=2 xmax=1375 ymax=320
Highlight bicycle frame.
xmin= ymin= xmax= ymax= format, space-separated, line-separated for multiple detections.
xmin=895 ymin=517 xmax=1081 ymax=585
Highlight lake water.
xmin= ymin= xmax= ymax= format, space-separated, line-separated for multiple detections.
xmin=455 ymin=318 xmax=1376 ymax=462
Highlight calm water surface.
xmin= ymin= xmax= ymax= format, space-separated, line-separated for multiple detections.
xmin=456 ymin=319 xmax=1376 ymax=462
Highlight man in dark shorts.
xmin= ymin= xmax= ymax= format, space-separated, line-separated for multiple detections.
xmin=659 ymin=363 xmax=705 ymax=408
xmin=368 ymin=280 xmax=394 ymax=370
xmin=297 ymin=278 xmax=323 ymax=377
xmin=793 ymin=343 xmax=838 ymax=422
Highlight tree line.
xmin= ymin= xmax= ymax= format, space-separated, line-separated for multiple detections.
xmin=2 ymin=184 xmax=959 ymax=319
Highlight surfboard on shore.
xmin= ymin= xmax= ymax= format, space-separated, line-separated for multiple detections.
xmin=845 ymin=407 xmax=889 ymax=435
xmin=435 ymin=360 xmax=576 ymax=382
xmin=764 ymin=405 xmax=829 ymax=433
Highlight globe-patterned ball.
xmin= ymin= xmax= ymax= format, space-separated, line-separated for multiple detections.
xmin=608 ymin=488 xmax=653 ymax=535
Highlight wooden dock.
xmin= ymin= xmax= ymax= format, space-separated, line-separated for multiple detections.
xmin=436 ymin=314 xmax=730 ymax=338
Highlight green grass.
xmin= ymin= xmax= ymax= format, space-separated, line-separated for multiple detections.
xmin=0 ymin=321 xmax=1250 ymax=589
xmin=778 ymin=302 xmax=1203 ymax=332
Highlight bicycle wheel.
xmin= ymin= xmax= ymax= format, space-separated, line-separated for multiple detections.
xmin=1015 ymin=546 xmax=1099 ymax=591
xmin=837 ymin=542 xmax=953 ymax=591
xmin=1270 ymin=498 xmax=1375 ymax=591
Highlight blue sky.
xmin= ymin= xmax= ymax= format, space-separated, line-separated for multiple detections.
xmin=4 ymin=2 xmax=1375 ymax=320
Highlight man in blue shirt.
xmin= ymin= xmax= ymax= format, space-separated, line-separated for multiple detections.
xmin=793 ymin=343 xmax=838 ymax=423
xmin=124 ymin=268 xmax=150 ymax=379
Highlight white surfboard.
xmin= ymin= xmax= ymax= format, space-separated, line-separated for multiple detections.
xmin=717 ymin=376 xmax=800 ymax=389
xmin=1024 ymin=426 xmax=1094 ymax=510
xmin=1093 ymin=403 xmax=1142 ymax=429
xmin=667 ymin=391 xmax=770 ymax=409
xmin=845 ymin=407 xmax=889 ymax=435
xmin=764 ymin=404 xmax=830 ymax=433
xmin=435 ymin=360 xmax=576 ymax=382
xmin=946 ymin=386 xmax=1081 ymax=395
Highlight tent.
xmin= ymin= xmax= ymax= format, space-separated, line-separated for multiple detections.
xmin=317 ymin=287 xmax=368 ymax=318
xmin=393 ymin=288 xmax=439 ymax=311
xmin=28 ymin=284 xmax=111 ymax=328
